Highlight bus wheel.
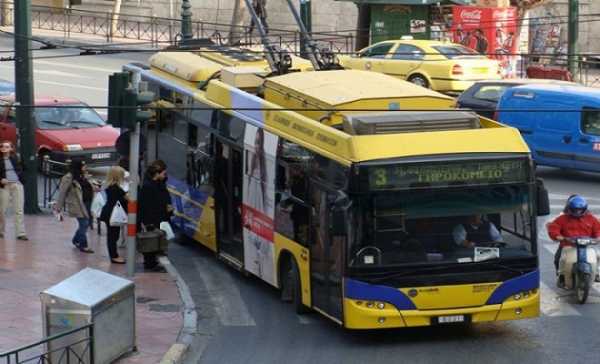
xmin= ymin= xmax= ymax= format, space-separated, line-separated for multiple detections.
xmin=282 ymin=258 xmax=309 ymax=314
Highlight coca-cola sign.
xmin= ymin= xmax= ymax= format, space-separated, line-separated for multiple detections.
xmin=460 ymin=9 xmax=482 ymax=21
xmin=493 ymin=9 xmax=515 ymax=20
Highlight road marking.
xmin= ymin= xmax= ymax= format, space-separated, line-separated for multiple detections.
xmin=297 ymin=315 xmax=315 ymax=325
xmin=35 ymin=69 xmax=93 ymax=78
xmin=540 ymin=281 xmax=581 ymax=317
xmin=550 ymin=193 xmax=600 ymax=203
xmin=35 ymin=59 xmax=117 ymax=74
xmin=543 ymin=244 xmax=557 ymax=255
xmin=193 ymin=260 xmax=256 ymax=327
xmin=37 ymin=80 xmax=107 ymax=92
xmin=550 ymin=204 xmax=600 ymax=210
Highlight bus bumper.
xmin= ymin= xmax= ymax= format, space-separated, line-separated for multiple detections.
xmin=342 ymin=292 xmax=539 ymax=329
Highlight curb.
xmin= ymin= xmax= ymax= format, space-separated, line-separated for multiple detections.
xmin=158 ymin=256 xmax=197 ymax=364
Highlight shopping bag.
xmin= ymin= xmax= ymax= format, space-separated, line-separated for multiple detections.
xmin=90 ymin=191 xmax=106 ymax=218
xmin=109 ymin=201 xmax=128 ymax=227
xmin=159 ymin=221 xmax=175 ymax=240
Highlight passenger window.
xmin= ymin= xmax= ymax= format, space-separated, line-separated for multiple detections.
xmin=391 ymin=45 xmax=425 ymax=60
xmin=360 ymin=43 xmax=394 ymax=59
xmin=581 ymin=108 xmax=600 ymax=136
xmin=473 ymin=85 xmax=508 ymax=102
xmin=275 ymin=162 xmax=310 ymax=246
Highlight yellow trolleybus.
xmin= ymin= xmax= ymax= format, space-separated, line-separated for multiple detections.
xmin=123 ymin=50 xmax=549 ymax=329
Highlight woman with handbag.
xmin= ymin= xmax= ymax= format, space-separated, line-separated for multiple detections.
xmin=99 ymin=166 xmax=128 ymax=264
xmin=138 ymin=160 xmax=171 ymax=272
xmin=54 ymin=159 xmax=94 ymax=253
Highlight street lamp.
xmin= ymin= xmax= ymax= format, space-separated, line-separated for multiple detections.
xmin=181 ymin=0 xmax=193 ymax=44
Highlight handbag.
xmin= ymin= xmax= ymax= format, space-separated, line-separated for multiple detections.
xmin=159 ymin=221 xmax=175 ymax=240
xmin=136 ymin=225 xmax=167 ymax=253
xmin=109 ymin=201 xmax=128 ymax=227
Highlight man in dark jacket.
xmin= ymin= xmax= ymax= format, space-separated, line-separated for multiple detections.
xmin=138 ymin=160 xmax=172 ymax=272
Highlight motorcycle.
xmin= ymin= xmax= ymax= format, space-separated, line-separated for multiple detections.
xmin=557 ymin=237 xmax=600 ymax=304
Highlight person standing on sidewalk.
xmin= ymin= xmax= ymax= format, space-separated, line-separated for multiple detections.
xmin=54 ymin=159 xmax=94 ymax=253
xmin=0 ymin=140 xmax=27 ymax=240
xmin=138 ymin=160 xmax=171 ymax=272
xmin=100 ymin=166 xmax=128 ymax=264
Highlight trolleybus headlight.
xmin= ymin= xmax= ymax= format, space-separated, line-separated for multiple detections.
xmin=514 ymin=293 xmax=522 ymax=300
xmin=355 ymin=301 xmax=363 ymax=306
xmin=378 ymin=317 xmax=386 ymax=324
xmin=366 ymin=301 xmax=374 ymax=308
xmin=377 ymin=302 xmax=385 ymax=309
xmin=515 ymin=308 xmax=522 ymax=315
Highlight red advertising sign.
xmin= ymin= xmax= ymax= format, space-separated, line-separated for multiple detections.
xmin=452 ymin=6 xmax=518 ymax=77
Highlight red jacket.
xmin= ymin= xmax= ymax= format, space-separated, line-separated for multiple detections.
xmin=547 ymin=213 xmax=600 ymax=248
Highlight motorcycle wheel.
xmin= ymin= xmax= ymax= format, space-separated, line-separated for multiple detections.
xmin=575 ymin=272 xmax=591 ymax=304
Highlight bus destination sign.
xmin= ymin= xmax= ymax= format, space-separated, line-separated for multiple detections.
xmin=369 ymin=159 xmax=528 ymax=189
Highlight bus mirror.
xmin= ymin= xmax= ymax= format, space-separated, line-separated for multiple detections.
xmin=536 ymin=178 xmax=550 ymax=216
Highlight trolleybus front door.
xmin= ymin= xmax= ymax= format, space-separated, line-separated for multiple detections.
xmin=214 ymin=139 xmax=244 ymax=266
xmin=310 ymin=185 xmax=344 ymax=322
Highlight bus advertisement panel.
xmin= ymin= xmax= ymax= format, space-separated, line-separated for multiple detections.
xmin=243 ymin=125 xmax=279 ymax=286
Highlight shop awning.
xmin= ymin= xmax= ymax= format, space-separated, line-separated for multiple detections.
xmin=335 ymin=0 xmax=470 ymax=4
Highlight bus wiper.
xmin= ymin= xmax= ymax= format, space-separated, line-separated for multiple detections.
xmin=369 ymin=264 xmax=460 ymax=282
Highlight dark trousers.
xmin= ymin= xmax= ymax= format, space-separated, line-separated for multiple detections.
xmin=554 ymin=246 xmax=563 ymax=272
xmin=106 ymin=224 xmax=121 ymax=259
xmin=143 ymin=252 xmax=158 ymax=269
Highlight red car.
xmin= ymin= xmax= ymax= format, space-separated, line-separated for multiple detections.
xmin=0 ymin=96 xmax=119 ymax=168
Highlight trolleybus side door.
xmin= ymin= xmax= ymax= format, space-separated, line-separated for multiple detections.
xmin=310 ymin=183 xmax=344 ymax=322
xmin=214 ymin=138 xmax=244 ymax=266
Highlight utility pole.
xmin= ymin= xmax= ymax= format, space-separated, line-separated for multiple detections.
xmin=14 ymin=0 xmax=39 ymax=214
xmin=568 ymin=0 xmax=579 ymax=77
xmin=181 ymin=0 xmax=193 ymax=44
xmin=299 ymin=0 xmax=311 ymax=59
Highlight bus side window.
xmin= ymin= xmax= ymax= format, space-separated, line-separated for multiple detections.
xmin=187 ymin=124 xmax=214 ymax=190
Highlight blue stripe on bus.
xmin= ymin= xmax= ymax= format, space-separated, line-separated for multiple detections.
xmin=166 ymin=176 xmax=212 ymax=234
xmin=485 ymin=269 xmax=539 ymax=305
xmin=345 ymin=278 xmax=416 ymax=310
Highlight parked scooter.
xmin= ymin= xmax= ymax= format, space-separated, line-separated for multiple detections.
xmin=557 ymin=237 xmax=600 ymax=304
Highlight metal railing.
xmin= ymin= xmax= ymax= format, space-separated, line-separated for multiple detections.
xmin=0 ymin=323 xmax=94 ymax=364
xmin=0 ymin=3 xmax=354 ymax=54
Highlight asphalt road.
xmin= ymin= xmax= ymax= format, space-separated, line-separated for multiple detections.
xmin=5 ymin=36 xmax=600 ymax=364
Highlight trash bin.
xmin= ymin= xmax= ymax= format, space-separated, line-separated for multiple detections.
xmin=40 ymin=268 xmax=136 ymax=364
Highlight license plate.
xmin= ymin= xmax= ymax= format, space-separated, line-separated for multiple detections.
xmin=471 ymin=67 xmax=488 ymax=74
xmin=435 ymin=315 xmax=465 ymax=324
xmin=91 ymin=152 xmax=111 ymax=160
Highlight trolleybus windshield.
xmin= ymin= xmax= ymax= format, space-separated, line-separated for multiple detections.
xmin=350 ymin=159 xmax=534 ymax=268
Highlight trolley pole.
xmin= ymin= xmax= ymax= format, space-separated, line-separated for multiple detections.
xmin=568 ymin=0 xmax=579 ymax=77
xmin=14 ymin=0 xmax=40 ymax=214
xmin=299 ymin=0 xmax=311 ymax=59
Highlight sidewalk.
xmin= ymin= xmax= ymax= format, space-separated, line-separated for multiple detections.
xmin=0 ymin=213 xmax=184 ymax=363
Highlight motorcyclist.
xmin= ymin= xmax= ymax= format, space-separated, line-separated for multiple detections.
xmin=547 ymin=195 xmax=600 ymax=285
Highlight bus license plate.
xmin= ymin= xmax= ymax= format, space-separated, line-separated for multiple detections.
xmin=91 ymin=153 xmax=111 ymax=160
xmin=435 ymin=315 xmax=465 ymax=324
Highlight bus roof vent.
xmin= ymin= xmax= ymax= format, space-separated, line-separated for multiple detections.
xmin=342 ymin=111 xmax=480 ymax=135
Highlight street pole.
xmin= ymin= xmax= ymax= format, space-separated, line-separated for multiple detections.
xmin=14 ymin=0 xmax=39 ymax=214
xmin=568 ymin=0 xmax=579 ymax=78
xmin=126 ymin=74 xmax=142 ymax=278
xmin=181 ymin=0 xmax=193 ymax=44
xmin=299 ymin=0 xmax=311 ymax=59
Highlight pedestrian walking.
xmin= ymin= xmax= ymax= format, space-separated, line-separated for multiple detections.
xmin=0 ymin=140 xmax=27 ymax=240
xmin=99 ymin=166 xmax=128 ymax=264
xmin=138 ymin=160 xmax=172 ymax=272
xmin=54 ymin=159 xmax=94 ymax=253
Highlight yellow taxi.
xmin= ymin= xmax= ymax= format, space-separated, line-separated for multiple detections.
xmin=339 ymin=38 xmax=501 ymax=93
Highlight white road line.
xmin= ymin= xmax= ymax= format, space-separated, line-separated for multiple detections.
xmin=550 ymin=205 xmax=600 ymax=210
xmin=297 ymin=315 xmax=314 ymax=325
xmin=540 ymin=281 xmax=581 ymax=317
xmin=193 ymin=260 xmax=256 ymax=327
xmin=37 ymin=80 xmax=107 ymax=92
xmin=543 ymin=244 xmax=557 ymax=255
xmin=550 ymin=193 xmax=600 ymax=203
xmin=35 ymin=59 xmax=117 ymax=74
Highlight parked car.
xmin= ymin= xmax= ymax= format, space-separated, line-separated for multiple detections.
xmin=339 ymin=39 xmax=501 ymax=93
xmin=496 ymin=84 xmax=600 ymax=172
xmin=457 ymin=78 xmax=576 ymax=119
xmin=0 ymin=79 xmax=15 ymax=96
xmin=0 ymin=96 xmax=119 ymax=170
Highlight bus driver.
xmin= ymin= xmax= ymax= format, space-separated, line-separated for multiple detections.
xmin=453 ymin=214 xmax=503 ymax=248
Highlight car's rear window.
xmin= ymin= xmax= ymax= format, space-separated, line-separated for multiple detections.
xmin=432 ymin=45 xmax=481 ymax=59
xmin=35 ymin=103 xmax=105 ymax=129
xmin=473 ymin=85 xmax=510 ymax=102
